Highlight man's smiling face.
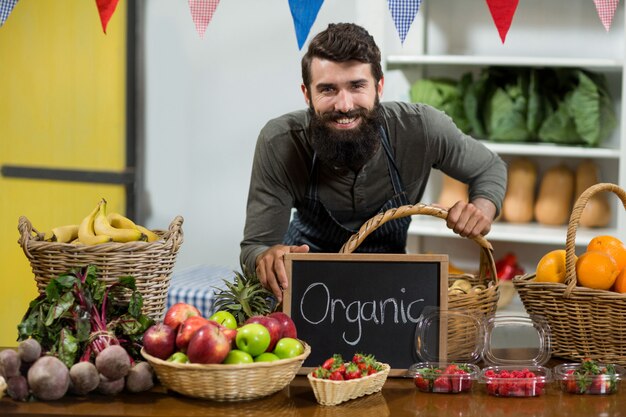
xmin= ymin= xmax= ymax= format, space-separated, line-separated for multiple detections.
xmin=303 ymin=58 xmax=383 ymax=127
xmin=302 ymin=58 xmax=384 ymax=172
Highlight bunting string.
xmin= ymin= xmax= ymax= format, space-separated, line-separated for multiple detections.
xmin=0 ymin=0 xmax=621 ymax=46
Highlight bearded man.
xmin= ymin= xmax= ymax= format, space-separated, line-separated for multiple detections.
xmin=240 ymin=23 xmax=507 ymax=301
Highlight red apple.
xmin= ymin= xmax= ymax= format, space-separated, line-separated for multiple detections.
xmin=142 ymin=323 xmax=177 ymax=360
xmin=245 ymin=315 xmax=282 ymax=352
xmin=208 ymin=320 xmax=238 ymax=347
xmin=186 ymin=323 xmax=231 ymax=364
xmin=163 ymin=302 xmax=202 ymax=331
xmin=176 ymin=315 xmax=210 ymax=352
xmin=268 ymin=312 xmax=297 ymax=339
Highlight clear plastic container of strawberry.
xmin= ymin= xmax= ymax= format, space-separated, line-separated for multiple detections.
xmin=478 ymin=315 xmax=553 ymax=397
xmin=480 ymin=365 xmax=549 ymax=397
xmin=554 ymin=360 xmax=626 ymax=395
xmin=406 ymin=308 xmax=484 ymax=394
xmin=408 ymin=362 xmax=480 ymax=393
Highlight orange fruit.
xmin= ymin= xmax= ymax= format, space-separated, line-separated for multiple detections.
xmin=587 ymin=235 xmax=626 ymax=272
xmin=576 ymin=250 xmax=620 ymax=290
xmin=613 ymin=268 xmax=626 ymax=293
xmin=535 ymin=249 xmax=569 ymax=283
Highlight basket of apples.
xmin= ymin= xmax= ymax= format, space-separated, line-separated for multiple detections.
xmin=141 ymin=302 xmax=310 ymax=401
xmin=307 ymin=353 xmax=390 ymax=406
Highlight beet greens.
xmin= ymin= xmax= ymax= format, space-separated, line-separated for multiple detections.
xmin=17 ymin=265 xmax=154 ymax=368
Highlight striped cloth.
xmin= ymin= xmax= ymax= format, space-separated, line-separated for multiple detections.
xmin=594 ymin=0 xmax=620 ymax=31
xmin=387 ymin=0 xmax=422 ymax=44
xmin=0 ymin=0 xmax=18 ymax=27
xmin=166 ymin=264 xmax=235 ymax=318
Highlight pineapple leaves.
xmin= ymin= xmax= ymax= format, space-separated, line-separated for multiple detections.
xmin=212 ymin=268 xmax=276 ymax=325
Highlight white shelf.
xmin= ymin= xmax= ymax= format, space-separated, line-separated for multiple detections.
xmin=387 ymin=55 xmax=624 ymax=71
xmin=479 ymin=141 xmax=621 ymax=159
xmin=407 ymin=216 xmax=612 ymax=247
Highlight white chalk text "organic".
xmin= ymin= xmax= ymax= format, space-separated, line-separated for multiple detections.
xmin=299 ymin=282 xmax=424 ymax=345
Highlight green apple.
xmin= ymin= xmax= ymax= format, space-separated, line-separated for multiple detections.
xmin=273 ymin=338 xmax=304 ymax=359
xmin=223 ymin=349 xmax=254 ymax=364
xmin=209 ymin=310 xmax=238 ymax=330
xmin=254 ymin=352 xmax=280 ymax=362
xmin=166 ymin=351 xmax=190 ymax=364
xmin=235 ymin=323 xmax=271 ymax=357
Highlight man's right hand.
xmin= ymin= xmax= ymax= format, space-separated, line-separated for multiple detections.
xmin=256 ymin=244 xmax=310 ymax=302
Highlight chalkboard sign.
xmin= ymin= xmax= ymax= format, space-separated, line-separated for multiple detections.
xmin=283 ymin=253 xmax=448 ymax=376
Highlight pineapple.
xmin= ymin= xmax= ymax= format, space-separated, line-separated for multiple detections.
xmin=212 ymin=267 xmax=277 ymax=325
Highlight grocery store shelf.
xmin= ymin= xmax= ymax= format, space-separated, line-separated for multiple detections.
xmin=408 ymin=216 xmax=611 ymax=246
xmin=386 ymin=55 xmax=623 ymax=71
xmin=479 ymin=141 xmax=621 ymax=159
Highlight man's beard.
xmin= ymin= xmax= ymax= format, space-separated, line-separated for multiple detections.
xmin=309 ymin=99 xmax=382 ymax=172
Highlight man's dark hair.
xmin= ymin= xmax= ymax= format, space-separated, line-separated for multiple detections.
xmin=301 ymin=23 xmax=382 ymax=92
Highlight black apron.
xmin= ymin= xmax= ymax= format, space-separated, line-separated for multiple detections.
xmin=284 ymin=126 xmax=411 ymax=253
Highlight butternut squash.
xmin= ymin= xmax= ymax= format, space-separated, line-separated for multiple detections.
xmin=502 ymin=158 xmax=537 ymax=223
xmin=576 ymin=159 xmax=611 ymax=227
xmin=534 ymin=165 xmax=575 ymax=226
xmin=437 ymin=174 xmax=468 ymax=208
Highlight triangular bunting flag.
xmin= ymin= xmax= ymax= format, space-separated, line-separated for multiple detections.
xmin=288 ymin=0 xmax=324 ymax=50
xmin=593 ymin=0 xmax=619 ymax=31
xmin=387 ymin=0 xmax=422 ymax=44
xmin=188 ymin=0 xmax=221 ymax=38
xmin=0 ymin=0 xmax=19 ymax=28
xmin=95 ymin=0 xmax=120 ymax=34
xmin=485 ymin=0 xmax=519 ymax=43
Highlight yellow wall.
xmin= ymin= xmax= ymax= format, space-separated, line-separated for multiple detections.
xmin=0 ymin=1 xmax=128 ymax=346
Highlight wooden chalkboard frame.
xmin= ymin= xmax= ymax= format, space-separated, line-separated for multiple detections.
xmin=283 ymin=253 xmax=448 ymax=377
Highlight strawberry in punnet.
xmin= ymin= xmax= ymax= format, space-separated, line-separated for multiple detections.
xmin=414 ymin=374 xmax=431 ymax=392
xmin=312 ymin=366 xmax=330 ymax=379
xmin=322 ymin=354 xmax=344 ymax=371
xmin=433 ymin=375 xmax=452 ymax=393
xmin=329 ymin=370 xmax=344 ymax=381
xmin=344 ymin=363 xmax=363 ymax=380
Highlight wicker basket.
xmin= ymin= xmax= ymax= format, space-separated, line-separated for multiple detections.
xmin=513 ymin=183 xmax=626 ymax=364
xmin=340 ymin=204 xmax=500 ymax=359
xmin=307 ymin=363 xmax=390 ymax=406
xmin=18 ymin=215 xmax=184 ymax=321
xmin=141 ymin=343 xmax=311 ymax=401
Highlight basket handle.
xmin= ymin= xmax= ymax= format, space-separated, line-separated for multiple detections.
xmin=564 ymin=183 xmax=626 ymax=296
xmin=164 ymin=215 xmax=185 ymax=254
xmin=17 ymin=216 xmax=44 ymax=259
xmin=339 ymin=203 xmax=498 ymax=283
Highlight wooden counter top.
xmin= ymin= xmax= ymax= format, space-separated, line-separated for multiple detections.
xmin=2 ymin=372 xmax=624 ymax=417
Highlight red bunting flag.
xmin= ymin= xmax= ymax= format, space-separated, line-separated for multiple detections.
xmin=95 ymin=0 xmax=120 ymax=34
xmin=188 ymin=0 xmax=221 ymax=38
xmin=593 ymin=0 xmax=619 ymax=31
xmin=485 ymin=0 xmax=519 ymax=43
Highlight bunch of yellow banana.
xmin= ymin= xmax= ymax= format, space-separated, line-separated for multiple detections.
xmin=45 ymin=199 xmax=161 ymax=245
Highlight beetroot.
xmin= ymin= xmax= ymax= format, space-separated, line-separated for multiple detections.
xmin=18 ymin=339 xmax=41 ymax=363
xmin=97 ymin=374 xmax=125 ymax=395
xmin=0 ymin=349 xmax=21 ymax=378
xmin=27 ymin=356 xmax=70 ymax=401
xmin=95 ymin=345 xmax=131 ymax=380
xmin=69 ymin=361 xmax=100 ymax=396
xmin=125 ymin=362 xmax=154 ymax=393
xmin=7 ymin=375 xmax=29 ymax=401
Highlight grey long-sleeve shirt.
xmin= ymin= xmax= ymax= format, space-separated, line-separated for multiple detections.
xmin=240 ymin=102 xmax=507 ymax=273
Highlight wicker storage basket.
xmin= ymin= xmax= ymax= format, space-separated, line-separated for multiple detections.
xmin=513 ymin=183 xmax=626 ymax=364
xmin=340 ymin=204 xmax=500 ymax=359
xmin=307 ymin=363 xmax=390 ymax=406
xmin=18 ymin=215 xmax=184 ymax=321
xmin=141 ymin=342 xmax=311 ymax=401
